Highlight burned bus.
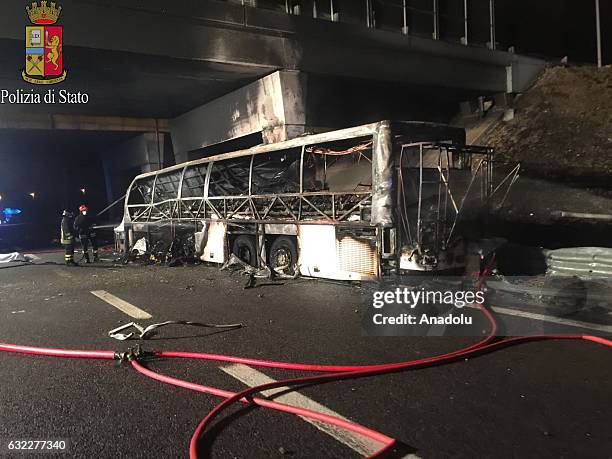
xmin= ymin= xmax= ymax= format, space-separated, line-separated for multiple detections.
xmin=117 ymin=121 xmax=518 ymax=280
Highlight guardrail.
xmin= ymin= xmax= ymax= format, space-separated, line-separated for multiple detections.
xmin=245 ymin=0 xmax=498 ymax=49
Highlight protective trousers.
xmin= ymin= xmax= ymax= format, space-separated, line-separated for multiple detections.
xmin=80 ymin=234 xmax=98 ymax=262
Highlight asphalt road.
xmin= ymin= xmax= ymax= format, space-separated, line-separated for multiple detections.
xmin=0 ymin=251 xmax=610 ymax=459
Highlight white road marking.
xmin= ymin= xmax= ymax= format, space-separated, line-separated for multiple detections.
xmin=90 ymin=290 xmax=152 ymax=319
xmin=470 ymin=304 xmax=612 ymax=334
xmin=221 ymin=364 xmax=385 ymax=457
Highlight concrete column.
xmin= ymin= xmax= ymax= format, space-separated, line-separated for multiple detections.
xmin=102 ymin=159 xmax=114 ymax=206
xmin=99 ymin=132 xmax=171 ymax=205
xmin=170 ymin=71 xmax=308 ymax=161
xmin=142 ymin=132 xmax=165 ymax=173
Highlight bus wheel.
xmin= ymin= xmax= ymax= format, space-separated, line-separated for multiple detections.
xmin=232 ymin=235 xmax=257 ymax=267
xmin=269 ymin=236 xmax=298 ymax=275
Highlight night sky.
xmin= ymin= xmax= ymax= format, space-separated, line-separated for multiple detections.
xmin=496 ymin=0 xmax=611 ymax=64
xmin=294 ymin=0 xmax=610 ymax=64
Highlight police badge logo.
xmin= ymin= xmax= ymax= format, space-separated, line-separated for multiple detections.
xmin=22 ymin=1 xmax=67 ymax=85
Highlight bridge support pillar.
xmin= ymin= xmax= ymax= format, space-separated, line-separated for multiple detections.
xmin=100 ymin=132 xmax=173 ymax=207
xmin=170 ymin=70 xmax=308 ymax=163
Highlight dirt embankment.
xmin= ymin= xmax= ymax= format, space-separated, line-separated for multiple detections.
xmin=483 ymin=65 xmax=612 ymax=176
xmin=481 ymin=66 xmax=612 ymax=234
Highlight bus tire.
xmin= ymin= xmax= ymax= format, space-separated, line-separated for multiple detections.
xmin=232 ymin=235 xmax=257 ymax=267
xmin=269 ymin=236 xmax=298 ymax=275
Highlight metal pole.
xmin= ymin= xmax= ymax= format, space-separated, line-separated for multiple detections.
xmin=366 ymin=0 xmax=372 ymax=28
xmin=155 ymin=119 xmax=162 ymax=170
xmin=248 ymin=155 xmax=254 ymax=196
xmin=596 ymin=0 xmax=602 ymax=67
xmin=299 ymin=146 xmax=305 ymax=193
xmin=402 ymin=0 xmax=408 ymax=35
xmin=96 ymin=194 xmax=126 ymax=218
xmin=463 ymin=0 xmax=468 ymax=45
xmin=432 ymin=0 xmax=439 ymax=40
xmin=417 ymin=144 xmax=423 ymax=246
xmin=489 ymin=0 xmax=496 ymax=50
xmin=330 ymin=0 xmax=336 ymax=21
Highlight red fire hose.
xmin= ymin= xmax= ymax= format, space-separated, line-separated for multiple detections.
xmin=129 ymin=359 xmax=397 ymax=457
xmin=0 ymin=267 xmax=611 ymax=458
xmin=179 ymin=333 xmax=612 ymax=458
xmin=0 ymin=342 xmax=115 ymax=360
xmin=146 ymin=299 xmax=611 ymax=458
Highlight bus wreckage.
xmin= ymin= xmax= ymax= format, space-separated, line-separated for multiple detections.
xmin=116 ymin=121 xmax=519 ymax=280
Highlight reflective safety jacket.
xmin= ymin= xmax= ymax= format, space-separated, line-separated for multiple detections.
xmin=60 ymin=216 xmax=74 ymax=245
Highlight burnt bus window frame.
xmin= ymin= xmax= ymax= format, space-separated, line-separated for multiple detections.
xmin=128 ymin=176 xmax=155 ymax=205
xmin=126 ymin=121 xmax=474 ymax=227
xmin=181 ymin=164 xmax=209 ymax=199
xmin=208 ymin=157 xmax=252 ymax=198
xmin=250 ymin=149 xmax=301 ymax=195
xmin=300 ymin=136 xmax=374 ymax=193
xmin=126 ymin=136 xmax=378 ymax=225
xmin=153 ymin=169 xmax=183 ymax=203
xmin=126 ymin=175 xmax=156 ymax=221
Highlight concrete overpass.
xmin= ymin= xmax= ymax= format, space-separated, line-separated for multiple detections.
xmin=0 ymin=0 xmax=545 ymax=203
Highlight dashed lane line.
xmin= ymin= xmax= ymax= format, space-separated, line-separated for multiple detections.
xmin=468 ymin=303 xmax=612 ymax=334
xmin=90 ymin=290 xmax=152 ymax=319
xmin=221 ymin=363 xmax=421 ymax=458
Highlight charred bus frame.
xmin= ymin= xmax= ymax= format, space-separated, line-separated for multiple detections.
xmin=118 ymin=121 xmax=518 ymax=280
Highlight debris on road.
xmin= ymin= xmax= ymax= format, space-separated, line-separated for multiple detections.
xmin=221 ymin=254 xmax=289 ymax=289
xmin=221 ymin=254 xmax=271 ymax=278
xmin=123 ymin=234 xmax=198 ymax=267
xmin=0 ymin=252 xmax=33 ymax=263
xmin=108 ymin=320 xmax=243 ymax=341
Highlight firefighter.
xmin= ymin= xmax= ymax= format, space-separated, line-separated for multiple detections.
xmin=74 ymin=205 xmax=98 ymax=263
xmin=60 ymin=210 xmax=77 ymax=266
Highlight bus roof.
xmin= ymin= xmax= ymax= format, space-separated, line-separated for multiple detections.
xmin=131 ymin=120 xmax=465 ymax=181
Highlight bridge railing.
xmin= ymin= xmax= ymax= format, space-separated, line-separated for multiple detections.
xmin=236 ymin=0 xmax=498 ymax=50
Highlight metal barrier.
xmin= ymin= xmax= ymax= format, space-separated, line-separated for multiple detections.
xmin=546 ymin=247 xmax=612 ymax=278
xmin=247 ymin=0 xmax=498 ymax=49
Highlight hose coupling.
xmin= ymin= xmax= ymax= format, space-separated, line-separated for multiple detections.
xmin=114 ymin=344 xmax=148 ymax=363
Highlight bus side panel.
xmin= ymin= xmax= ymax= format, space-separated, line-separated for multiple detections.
xmin=200 ymin=221 xmax=227 ymax=264
xmin=298 ymin=225 xmax=378 ymax=281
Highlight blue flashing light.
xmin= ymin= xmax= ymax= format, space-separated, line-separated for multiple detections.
xmin=3 ymin=208 xmax=22 ymax=216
